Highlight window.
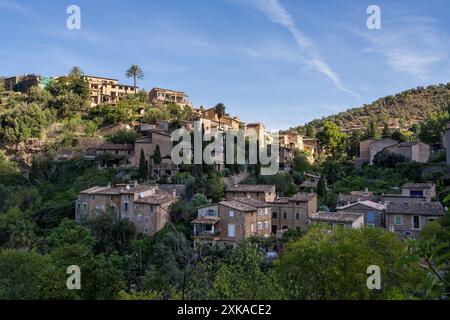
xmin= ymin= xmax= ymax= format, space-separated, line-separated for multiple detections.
xmin=413 ymin=216 xmax=420 ymax=229
xmin=135 ymin=205 xmax=139 ymax=210
xmin=296 ymin=213 xmax=300 ymax=220
xmin=124 ymin=202 xmax=129 ymax=212
xmin=83 ymin=203 xmax=88 ymax=211
xmin=410 ymin=191 xmax=424 ymax=197
xmin=367 ymin=212 xmax=375 ymax=224
xmin=394 ymin=216 xmax=402 ymax=225
xmin=257 ymin=222 xmax=263 ymax=230
xmin=229 ymin=210 xmax=235 ymax=217
xmin=138 ymin=215 xmax=142 ymax=221
xmin=283 ymin=212 xmax=287 ymax=219
xmin=251 ymin=223 xmax=255 ymax=232
xmin=265 ymin=221 xmax=269 ymax=229
xmin=272 ymin=212 xmax=277 ymax=219
xmin=227 ymin=224 xmax=236 ymax=237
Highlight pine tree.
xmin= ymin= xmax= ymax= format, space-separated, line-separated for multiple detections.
xmin=317 ymin=175 xmax=327 ymax=198
xmin=138 ymin=149 xmax=148 ymax=178
xmin=153 ymin=145 xmax=162 ymax=165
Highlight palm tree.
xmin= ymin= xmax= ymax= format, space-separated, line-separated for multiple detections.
xmin=126 ymin=64 xmax=144 ymax=94
xmin=214 ymin=103 xmax=226 ymax=130
xmin=69 ymin=66 xmax=84 ymax=78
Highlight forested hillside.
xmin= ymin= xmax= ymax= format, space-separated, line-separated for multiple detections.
xmin=296 ymin=83 xmax=450 ymax=132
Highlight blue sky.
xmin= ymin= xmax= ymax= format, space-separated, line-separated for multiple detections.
xmin=1 ymin=0 xmax=449 ymax=130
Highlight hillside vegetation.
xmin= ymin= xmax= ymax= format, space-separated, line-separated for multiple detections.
xmin=296 ymin=83 xmax=450 ymax=132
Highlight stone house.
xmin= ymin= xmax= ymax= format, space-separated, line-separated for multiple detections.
xmin=401 ymin=183 xmax=436 ymax=201
xmin=132 ymin=131 xmax=177 ymax=178
xmin=270 ymin=192 xmax=317 ymax=234
xmin=192 ymin=198 xmax=272 ymax=245
xmin=309 ymin=212 xmax=365 ymax=229
xmin=336 ymin=200 xmax=386 ymax=228
xmin=75 ymin=184 xmax=178 ymax=237
xmin=225 ymin=184 xmax=276 ymax=202
xmin=384 ymin=141 xmax=430 ymax=163
xmin=385 ymin=201 xmax=445 ymax=238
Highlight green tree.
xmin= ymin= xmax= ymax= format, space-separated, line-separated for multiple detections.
xmin=210 ymin=242 xmax=284 ymax=299
xmin=214 ymin=103 xmax=226 ymax=130
xmin=207 ymin=174 xmax=225 ymax=202
xmin=152 ymin=145 xmax=162 ymax=165
xmin=138 ymin=149 xmax=148 ymax=178
xmin=126 ymin=64 xmax=144 ymax=94
xmin=276 ymin=226 xmax=433 ymax=299
xmin=69 ymin=66 xmax=84 ymax=78
xmin=317 ymin=175 xmax=326 ymax=198
xmin=317 ymin=121 xmax=346 ymax=160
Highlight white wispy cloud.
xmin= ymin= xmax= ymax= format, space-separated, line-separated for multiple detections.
xmin=250 ymin=0 xmax=360 ymax=99
xmin=360 ymin=16 xmax=449 ymax=76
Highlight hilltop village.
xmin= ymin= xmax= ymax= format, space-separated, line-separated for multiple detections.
xmin=0 ymin=69 xmax=449 ymax=299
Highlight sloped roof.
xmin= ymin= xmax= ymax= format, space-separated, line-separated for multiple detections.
xmin=310 ymin=212 xmax=363 ymax=223
xmin=219 ymin=200 xmax=257 ymax=212
xmin=226 ymin=184 xmax=275 ymax=193
xmin=337 ymin=200 xmax=385 ymax=211
xmin=386 ymin=201 xmax=445 ymax=216
xmin=233 ymin=197 xmax=270 ymax=208
xmin=135 ymin=189 xmax=178 ymax=205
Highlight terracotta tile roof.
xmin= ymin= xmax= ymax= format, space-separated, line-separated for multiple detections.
xmin=219 ymin=200 xmax=257 ymax=212
xmin=270 ymin=192 xmax=316 ymax=204
xmin=135 ymin=189 xmax=178 ymax=205
xmin=311 ymin=212 xmax=363 ymax=223
xmin=386 ymin=201 xmax=445 ymax=216
xmin=81 ymin=184 xmax=156 ymax=196
xmin=233 ymin=197 xmax=270 ymax=208
xmin=226 ymin=184 xmax=275 ymax=193
xmin=290 ymin=192 xmax=317 ymax=201
xmin=191 ymin=216 xmax=221 ymax=225
xmin=338 ymin=194 xmax=381 ymax=204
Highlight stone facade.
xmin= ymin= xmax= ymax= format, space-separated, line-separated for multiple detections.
xmin=270 ymin=193 xmax=317 ymax=233
xmin=192 ymin=199 xmax=271 ymax=245
xmin=225 ymin=184 xmax=276 ymax=203
xmin=336 ymin=201 xmax=385 ymax=228
xmin=75 ymin=184 xmax=178 ymax=237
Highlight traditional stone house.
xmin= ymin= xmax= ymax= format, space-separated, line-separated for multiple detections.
xmin=225 ymin=184 xmax=276 ymax=202
xmin=310 ymin=212 xmax=365 ymax=229
xmin=83 ymin=75 xmax=136 ymax=106
xmin=75 ymin=184 xmax=178 ymax=237
xmin=336 ymin=200 xmax=386 ymax=228
xmin=401 ymin=183 xmax=436 ymax=201
xmin=95 ymin=143 xmax=134 ymax=167
xmin=358 ymin=138 xmax=398 ymax=164
xmin=384 ymin=141 xmax=430 ymax=163
xmin=192 ymin=198 xmax=271 ymax=245
xmin=299 ymin=173 xmax=321 ymax=190
xmin=385 ymin=201 xmax=445 ymax=238
xmin=270 ymin=192 xmax=317 ymax=234
xmin=337 ymin=190 xmax=380 ymax=207
xmin=148 ymin=87 xmax=191 ymax=109
xmin=279 ymin=147 xmax=294 ymax=171
xmin=132 ymin=131 xmax=176 ymax=178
